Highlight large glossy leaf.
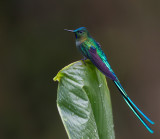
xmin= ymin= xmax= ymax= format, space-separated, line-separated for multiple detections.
xmin=54 ymin=60 xmax=115 ymax=139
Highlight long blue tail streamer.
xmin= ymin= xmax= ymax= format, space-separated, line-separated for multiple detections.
xmin=114 ymin=81 xmax=154 ymax=133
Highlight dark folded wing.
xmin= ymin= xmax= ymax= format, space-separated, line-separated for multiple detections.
xmin=88 ymin=46 xmax=117 ymax=81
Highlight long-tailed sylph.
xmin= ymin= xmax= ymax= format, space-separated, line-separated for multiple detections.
xmin=65 ymin=27 xmax=154 ymax=133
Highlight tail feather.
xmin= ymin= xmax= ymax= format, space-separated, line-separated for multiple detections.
xmin=127 ymin=97 xmax=154 ymax=124
xmin=123 ymin=97 xmax=154 ymax=133
xmin=114 ymin=81 xmax=154 ymax=133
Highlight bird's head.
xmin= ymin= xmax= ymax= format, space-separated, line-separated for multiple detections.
xmin=64 ymin=27 xmax=90 ymax=40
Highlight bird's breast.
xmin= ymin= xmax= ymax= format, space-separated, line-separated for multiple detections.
xmin=76 ymin=40 xmax=81 ymax=47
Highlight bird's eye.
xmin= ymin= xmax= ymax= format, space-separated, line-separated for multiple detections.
xmin=78 ymin=31 xmax=83 ymax=34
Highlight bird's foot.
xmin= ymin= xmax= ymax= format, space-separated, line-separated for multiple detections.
xmin=81 ymin=57 xmax=87 ymax=65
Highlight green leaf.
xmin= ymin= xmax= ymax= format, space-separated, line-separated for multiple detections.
xmin=54 ymin=60 xmax=115 ymax=139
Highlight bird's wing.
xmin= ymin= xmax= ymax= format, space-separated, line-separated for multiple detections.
xmin=88 ymin=46 xmax=117 ymax=81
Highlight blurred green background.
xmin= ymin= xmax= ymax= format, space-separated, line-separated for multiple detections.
xmin=0 ymin=0 xmax=159 ymax=139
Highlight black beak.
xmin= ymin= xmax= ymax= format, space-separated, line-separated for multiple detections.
xmin=64 ymin=29 xmax=74 ymax=32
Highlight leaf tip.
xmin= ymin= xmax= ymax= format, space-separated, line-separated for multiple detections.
xmin=53 ymin=73 xmax=63 ymax=82
xmin=53 ymin=61 xmax=81 ymax=82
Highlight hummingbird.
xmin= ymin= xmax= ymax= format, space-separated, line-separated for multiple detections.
xmin=64 ymin=27 xmax=154 ymax=133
